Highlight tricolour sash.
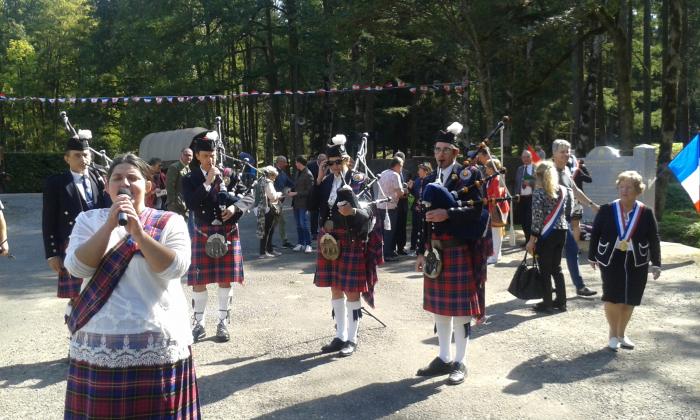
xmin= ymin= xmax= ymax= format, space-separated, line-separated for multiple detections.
xmin=613 ymin=199 xmax=644 ymax=252
xmin=67 ymin=209 xmax=172 ymax=334
xmin=540 ymin=186 xmax=565 ymax=239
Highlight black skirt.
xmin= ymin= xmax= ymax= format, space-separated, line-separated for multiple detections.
xmin=600 ymin=249 xmax=649 ymax=306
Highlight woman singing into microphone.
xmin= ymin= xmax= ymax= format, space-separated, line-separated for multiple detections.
xmin=63 ymin=154 xmax=199 ymax=418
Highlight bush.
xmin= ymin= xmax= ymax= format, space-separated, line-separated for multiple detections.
xmin=3 ymin=152 xmax=66 ymax=193
xmin=659 ymin=211 xmax=700 ymax=248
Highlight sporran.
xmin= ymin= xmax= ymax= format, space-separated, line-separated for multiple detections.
xmin=205 ymin=233 xmax=229 ymax=258
xmin=320 ymin=233 xmax=340 ymax=261
xmin=423 ymin=248 xmax=443 ymax=279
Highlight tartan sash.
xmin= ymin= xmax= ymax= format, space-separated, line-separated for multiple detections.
xmin=67 ymin=209 xmax=173 ymax=334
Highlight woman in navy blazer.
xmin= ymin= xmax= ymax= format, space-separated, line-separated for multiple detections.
xmin=588 ymin=171 xmax=661 ymax=352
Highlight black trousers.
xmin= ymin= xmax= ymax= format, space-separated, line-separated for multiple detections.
xmin=309 ymin=209 xmax=319 ymax=237
xmin=260 ymin=210 xmax=277 ymax=254
xmin=536 ymin=229 xmax=567 ymax=307
xmin=518 ymin=195 xmax=532 ymax=243
xmin=394 ymin=197 xmax=408 ymax=251
xmin=410 ymin=207 xmax=421 ymax=250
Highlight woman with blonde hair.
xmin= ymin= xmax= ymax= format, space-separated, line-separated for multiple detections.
xmin=589 ymin=170 xmax=661 ymax=351
xmin=526 ymin=161 xmax=574 ymax=313
xmin=258 ymin=166 xmax=285 ymax=258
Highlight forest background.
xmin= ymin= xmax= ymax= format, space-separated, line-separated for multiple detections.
xmin=0 ymin=0 xmax=698 ymax=235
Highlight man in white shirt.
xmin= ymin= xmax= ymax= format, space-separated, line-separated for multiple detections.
xmin=377 ymin=157 xmax=406 ymax=261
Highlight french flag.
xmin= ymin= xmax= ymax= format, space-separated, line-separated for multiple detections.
xmin=669 ymin=134 xmax=700 ymax=213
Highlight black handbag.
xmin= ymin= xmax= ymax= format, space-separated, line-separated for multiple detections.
xmin=508 ymin=253 xmax=543 ymax=300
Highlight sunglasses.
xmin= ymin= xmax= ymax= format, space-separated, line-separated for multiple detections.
xmin=327 ymin=159 xmax=343 ymax=166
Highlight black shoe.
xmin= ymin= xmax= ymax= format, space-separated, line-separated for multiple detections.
xmin=338 ymin=341 xmax=357 ymax=357
xmin=321 ymin=337 xmax=346 ymax=353
xmin=397 ymin=250 xmax=409 ymax=256
xmin=384 ymin=256 xmax=398 ymax=262
xmin=282 ymin=241 xmax=295 ymax=249
xmin=192 ymin=322 xmax=206 ymax=342
xmin=447 ymin=362 xmax=467 ymax=385
xmin=215 ymin=321 xmax=230 ymax=342
xmin=532 ymin=303 xmax=554 ymax=314
xmin=553 ymin=302 xmax=568 ymax=312
xmin=416 ymin=357 xmax=453 ymax=377
xmin=576 ymin=286 xmax=597 ymax=297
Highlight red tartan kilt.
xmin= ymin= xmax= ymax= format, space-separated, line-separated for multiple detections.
xmin=58 ymin=241 xmax=82 ymax=298
xmin=58 ymin=268 xmax=83 ymax=299
xmin=314 ymin=228 xmax=373 ymax=293
xmin=187 ymin=224 xmax=243 ymax=286
xmin=65 ymin=350 xmax=200 ymax=419
xmin=424 ymin=239 xmax=483 ymax=317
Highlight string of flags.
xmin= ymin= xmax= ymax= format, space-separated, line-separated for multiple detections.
xmin=0 ymin=80 xmax=475 ymax=105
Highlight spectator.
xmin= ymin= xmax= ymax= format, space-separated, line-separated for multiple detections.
xmin=485 ymin=159 xmax=510 ymax=264
xmin=570 ymin=157 xmax=593 ymax=244
xmin=258 ymin=166 xmax=283 ymax=258
xmin=408 ymin=162 xmax=432 ymax=255
xmin=589 ymin=171 xmax=661 ymax=351
xmin=514 ymin=150 xmax=535 ymax=244
xmin=0 ymin=199 xmax=8 ymax=257
xmin=552 ymin=139 xmax=599 ymax=297
xmin=146 ymin=157 xmax=167 ymax=210
xmin=527 ymin=161 xmax=574 ymax=313
xmin=274 ymin=156 xmax=295 ymax=249
xmin=376 ymin=157 xmax=406 ymax=262
xmin=307 ymin=153 xmax=327 ymax=240
xmin=292 ymin=156 xmax=314 ymax=253
xmin=166 ymin=147 xmax=193 ymax=217
xmin=393 ymin=151 xmax=410 ymax=255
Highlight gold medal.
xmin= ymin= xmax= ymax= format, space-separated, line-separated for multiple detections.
xmin=619 ymin=241 xmax=628 ymax=251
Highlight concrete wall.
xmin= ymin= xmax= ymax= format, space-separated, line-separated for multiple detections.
xmin=581 ymin=144 xmax=657 ymax=221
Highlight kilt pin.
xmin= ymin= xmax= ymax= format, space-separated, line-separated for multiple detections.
xmin=187 ymin=225 xmax=243 ymax=286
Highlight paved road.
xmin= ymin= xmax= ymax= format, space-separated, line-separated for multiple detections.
xmin=1 ymin=194 xmax=699 ymax=419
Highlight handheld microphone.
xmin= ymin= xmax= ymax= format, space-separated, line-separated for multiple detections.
xmin=117 ymin=187 xmax=132 ymax=226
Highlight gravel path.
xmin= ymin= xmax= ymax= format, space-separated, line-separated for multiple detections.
xmin=1 ymin=194 xmax=698 ymax=419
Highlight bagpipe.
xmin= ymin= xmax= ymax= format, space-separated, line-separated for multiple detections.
xmin=60 ymin=112 xmax=112 ymax=172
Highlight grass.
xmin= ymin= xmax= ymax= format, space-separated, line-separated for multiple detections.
xmin=659 ymin=182 xmax=700 ymax=248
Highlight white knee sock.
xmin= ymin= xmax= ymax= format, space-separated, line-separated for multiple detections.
xmin=453 ymin=316 xmax=472 ymax=364
xmin=218 ymin=287 xmax=232 ymax=322
xmin=346 ymin=300 xmax=362 ymax=344
xmin=492 ymin=227 xmax=502 ymax=258
xmin=192 ymin=290 xmax=208 ymax=324
xmin=331 ymin=298 xmax=347 ymax=341
xmin=434 ymin=314 xmax=453 ymax=363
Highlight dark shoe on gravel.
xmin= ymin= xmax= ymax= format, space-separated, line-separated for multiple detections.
xmin=192 ymin=323 xmax=206 ymax=342
xmin=215 ymin=321 xmax=230 ymax=342
xmin=576 ymin=286 xmax=597 ymax=297
xmin=532 ymin=303 xmax=554 ymax=314
xmin=447 ymin=362 xmax=467 ymax=385
xmin=416 ymin=357 xmax=452 ymax=377
xmin=321 ymin=337 xmax=346 ymax=353
xmin=338 ymin=341 xmax=357 ymax=357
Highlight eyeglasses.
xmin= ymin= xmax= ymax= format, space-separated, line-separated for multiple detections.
xmin=434 ymin=147 xmax=454 ymax=154
xmin=327 ymin=159 xmax=343 ymax=166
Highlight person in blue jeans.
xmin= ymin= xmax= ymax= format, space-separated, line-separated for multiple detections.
xmin=551 ymin=139 xmax=599 ymax=297
xmin=292 ymin=156 xmax=314 ymax=253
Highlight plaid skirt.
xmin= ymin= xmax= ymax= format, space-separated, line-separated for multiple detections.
xmin=314 ymin=227 xmax=380 ymax=297
xmin=423 ymin=234 xmax=484 ymax=317
xmin=58 ymin=242 xmax=82 ymax=299
xmin=187 ymin=224 xmax=243 ymax=286
xmin=64 ymin=350 xmax=200 ymax=419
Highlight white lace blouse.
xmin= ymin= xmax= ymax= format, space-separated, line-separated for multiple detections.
xmin=64 ymin=208 xmax=192 ymax=368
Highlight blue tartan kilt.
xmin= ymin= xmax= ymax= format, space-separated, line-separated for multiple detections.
xmin=64 ymin=349 xmax=200 ymax=419
xmin=187 ymin=224 xmax=243 ymax=286
xmin=424 ymin=241 xmax=483 ymax=317
xmin=314 ymin=228 xmax=375 ymax=293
